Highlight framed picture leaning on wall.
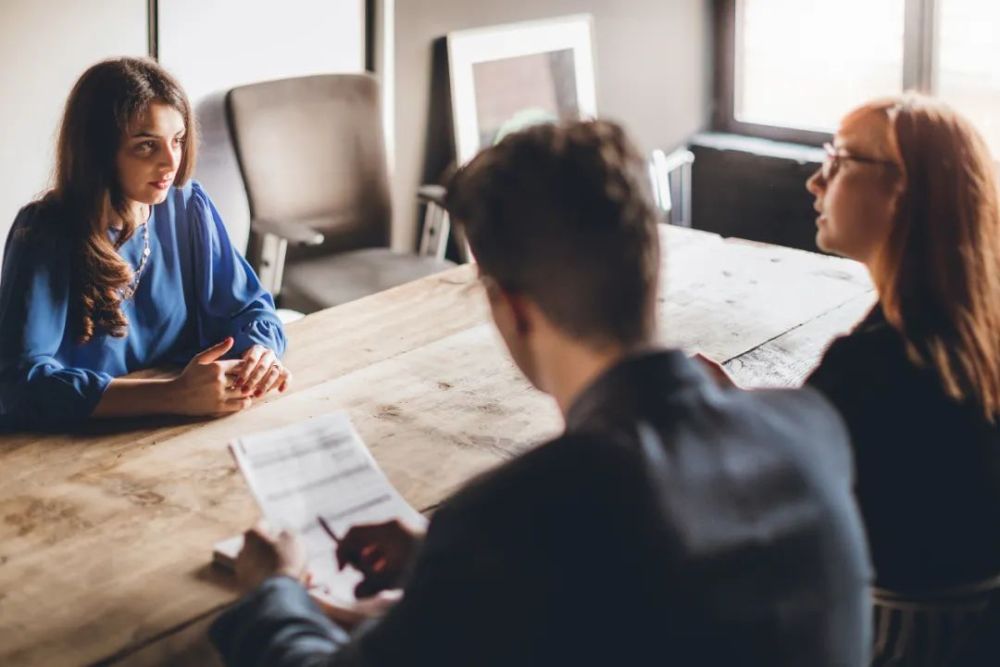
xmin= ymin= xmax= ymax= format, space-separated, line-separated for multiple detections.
xmin=447 ymin=14 xmax=598 ymax=165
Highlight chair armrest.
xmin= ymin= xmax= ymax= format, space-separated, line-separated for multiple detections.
xmin=253 ymin=217 xmax=325 ymax=246
xmin=417 ymin=184 xmax=447 ymax=208
xmin=648 ymin=148 xmax=695 ymax=227
xmin=417 ymin=184 xmax=455 ymax=261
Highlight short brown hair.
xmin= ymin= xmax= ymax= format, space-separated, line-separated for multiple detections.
xmin=445 ymin=120 xmax=660 ymax=347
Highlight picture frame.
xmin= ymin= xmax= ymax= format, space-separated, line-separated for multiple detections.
xmin=447 ymin=14 xmax=598 ymax=165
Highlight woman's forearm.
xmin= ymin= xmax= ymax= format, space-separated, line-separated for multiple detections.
xmin=91 ymin=377 xmax=176 ymax=418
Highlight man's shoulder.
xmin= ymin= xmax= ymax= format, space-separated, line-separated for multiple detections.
xmin=443 ymin=432 xmax=634 ymax=513
xmin=450 ymin=385 xmax=850 ymax=501
xmin=728 ymin=385 xmax=851 ymax=457
xmin=438 ymin=384 xmax=854 ymax=526
xmin=709 ymin=386 xmax=859 ymax=506
xmin=481 ymin=430 xmax=626 ymax=481
xmin=731 ymin=384 xmax=846 ymax=434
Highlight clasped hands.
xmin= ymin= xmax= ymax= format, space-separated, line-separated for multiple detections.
xmin=170 ymin=338 xmax=292 ymax=416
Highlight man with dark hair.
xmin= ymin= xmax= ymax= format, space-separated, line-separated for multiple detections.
xmin=211 ymin=120 xmax=872 ymax=666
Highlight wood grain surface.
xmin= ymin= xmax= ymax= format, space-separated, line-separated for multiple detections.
xmin=0 ymin=227 xmax=874 ymax=666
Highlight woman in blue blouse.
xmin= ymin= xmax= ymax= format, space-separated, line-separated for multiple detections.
xmin=0 ymin=57 xmax=290 ymax=429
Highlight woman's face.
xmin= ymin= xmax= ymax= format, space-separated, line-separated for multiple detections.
xmin=806 ymin=109 xmax=903 ymax=265
xmin=116 ymin=101 xmax=185 ymax=209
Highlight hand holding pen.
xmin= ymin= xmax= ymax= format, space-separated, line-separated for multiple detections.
xmin=318 ymin=515 xmax=423 ymax=598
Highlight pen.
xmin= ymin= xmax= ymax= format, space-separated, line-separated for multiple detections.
xmin=317 ymin=514 xmax=341 ymax=545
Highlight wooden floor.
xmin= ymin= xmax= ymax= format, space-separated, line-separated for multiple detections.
xmin=0 ymin=227 xmax=875 ymax=666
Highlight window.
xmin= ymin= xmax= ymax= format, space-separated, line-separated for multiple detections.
xmin=736 ymin=0 xmax=905 ymax=133
xmin=717 ymin=0 xmax=1000 ymax=155
xmin=936 ymin=0 xmax=1000 ymax=155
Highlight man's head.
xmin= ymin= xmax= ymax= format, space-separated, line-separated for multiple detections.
xmin=446 ymin=120 xmax=660 ymax=392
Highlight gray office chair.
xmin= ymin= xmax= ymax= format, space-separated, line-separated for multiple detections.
xmin=226 ymin=73 xmax=455 ymax=314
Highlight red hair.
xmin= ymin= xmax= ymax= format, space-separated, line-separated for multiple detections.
xmin=861 ymin=94 xmax=1000 ymax=419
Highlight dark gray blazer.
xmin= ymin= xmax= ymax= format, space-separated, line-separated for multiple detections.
xmin=211 ymin=349 xmax=872 ymax=666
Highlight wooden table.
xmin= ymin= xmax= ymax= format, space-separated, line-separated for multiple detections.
xmin=0 ymin=227 xmax=875 ymax=666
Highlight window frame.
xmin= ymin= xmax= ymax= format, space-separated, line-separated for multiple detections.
xmin=713 ymin=0 xmax=937 ymax=146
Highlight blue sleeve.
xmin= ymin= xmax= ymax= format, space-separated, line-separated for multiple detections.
xmin=210 ymin=576 xmax=354 ymax=667
xmin=189 ymin=183 xmax=286 ymax=358
xmin=0 ymin=209 xmax=112 ymax=427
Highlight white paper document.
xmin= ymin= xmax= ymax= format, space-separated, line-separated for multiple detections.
xmin=220 ymin=412 xmax=426 ymax=609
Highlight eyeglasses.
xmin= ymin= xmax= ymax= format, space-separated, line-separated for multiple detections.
xmin=820 ymin=142 xmax=897 ymax=181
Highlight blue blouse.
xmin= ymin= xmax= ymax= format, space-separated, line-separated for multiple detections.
xmin=0 ymin=180 xmax=286 ymax=428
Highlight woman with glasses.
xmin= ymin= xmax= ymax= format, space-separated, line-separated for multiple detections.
xmin=699 ymin=94 xmax=1000 ymax=664
xmin=809 ymin=95 xmax=1000 ymax=665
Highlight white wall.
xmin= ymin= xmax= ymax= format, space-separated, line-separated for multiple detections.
xmin=389 ymin=0 xmax=712 ymax=252
xmin=0 ymin=0 xmax=365 ymax=266
xmin=158 ymin=0 xmax=365 ymax=252
xmin=0 ymin=0 xmax=147 ymax=265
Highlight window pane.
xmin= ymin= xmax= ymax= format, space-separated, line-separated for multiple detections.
xmin=936 ymin=0 xmax=1000 ymax=157
xmin=736 ymin=0 xmax=905 ymax=132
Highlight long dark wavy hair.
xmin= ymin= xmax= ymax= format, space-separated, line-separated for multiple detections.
xmin=38 ymin=57 xmax=197 ymax=343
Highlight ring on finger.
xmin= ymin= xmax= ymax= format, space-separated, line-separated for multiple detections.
xmin=250 ymin=364 xmax=277 ymax=394
xmin=248 ymin=360 xmax=270 ymax=385
xmin=260 ymin=366 xmax=282 ymax=394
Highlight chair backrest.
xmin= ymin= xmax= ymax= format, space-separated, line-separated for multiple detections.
xmin=649 ymin=147 xmax=695 ymax=227
xmin=226 ymin=73 xmax=391 ymax=257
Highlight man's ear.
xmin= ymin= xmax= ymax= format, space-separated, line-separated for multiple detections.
xmin=505 ymin=291 xmax=533 ymax=336
xmin=488 ymin=282 xmax=533 ymax=336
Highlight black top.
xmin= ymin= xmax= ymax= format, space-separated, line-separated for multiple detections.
xmin=212 ymin=349 xmax=872 ymax=666
xmin=807 ymin=305 xmax=1000 ymax=592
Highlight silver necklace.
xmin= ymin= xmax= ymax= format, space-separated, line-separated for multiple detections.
xmin=121 ymin=221 xmax=151 ymax=301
